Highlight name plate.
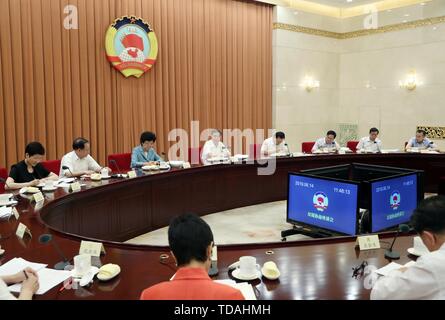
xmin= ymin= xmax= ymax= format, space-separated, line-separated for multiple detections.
xmin=12 ymin=208 xmax=20 ymax=220
xmin=79 ymin=240 xmax=106 ymax=257
xmin=127 ymin=171 xmax=137 ymax=179
xmin=182 ymin=162 xmax=191 ymax=169
xmin=33 ymin=192 xmax=44 ymax=203
xmin=16 ymin=222 xmax=32 ymax=239
xmin=71 ymin=182 xmax=81 ymax=192
xmin=356 ymin=235 xmax=380 ymax=251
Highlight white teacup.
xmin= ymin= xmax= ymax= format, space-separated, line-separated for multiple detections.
xmin=237 ymin=256 xmax=260 ymax=278
xmin=101 ymin=168 xmax=109 ymax=178
xmin=73 ymin=254 xmax=91 ymax=277
xmin=413 ymin=236 xmax=429 ymax=255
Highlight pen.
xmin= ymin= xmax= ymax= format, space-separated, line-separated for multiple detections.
xmin=23 ymin=270 xmax=28 ymax=279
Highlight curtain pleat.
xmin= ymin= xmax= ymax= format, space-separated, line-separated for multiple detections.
xmin=0 ymin=0 xmax=272 ymax=169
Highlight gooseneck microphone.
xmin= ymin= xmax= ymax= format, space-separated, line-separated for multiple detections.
xmin=109 ymin=159 xmax=123 ymax=177
xmin=39 ymin=234 xmax=71 ymax=270
xmin=284 ymin=143 xmax=291 ymax=156
xmin=61 ymin=166 xmax=75 ymax=178
xmin=385 ymin=224 xmax=410 ymax=260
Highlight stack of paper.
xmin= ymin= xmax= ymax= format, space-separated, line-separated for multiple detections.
xmin=0 ymin=257 xmax=47 ymax=276
xmin=0 ymin=206 xmax=12 ymax=219
xmin=0 ymin=257 xmax=72 ymax=295
xmin=375 ymin=261 xmax=417 ymax=276
xmin=8 ymin=268 xmax=72 ymax=295
xmin=215 ymin=279 xmax=257 ymax=300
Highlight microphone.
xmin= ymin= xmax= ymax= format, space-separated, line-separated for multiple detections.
xmin=284 ymin=143 xmax=291 ymax=156
xmin=385 ymin=224 xmax=411 ymax=260
xmin=109 ymin=159 xmax=123 ymax=178
xmin=39 ymin=234 xmax=71 ymax=270
xmin=61 ymin=165 xmax=75 ymax=178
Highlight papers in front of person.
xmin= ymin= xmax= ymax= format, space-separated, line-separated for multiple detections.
xmin=0 ymin=206 xmax=13 ymax=219
xmin=381 ymin=149 xmax=400 ymax=154
xmin=374 ymin=261 xmax=416 ymax=277
xmin=8 ymin=268 xmax=71 ymax=295
xmin=0 ymin=257 xmax=71 ymax=295
xmin=214 ymin=279 xmax=257 ymax=300
xmin=0 ymin=257 xmax=47 ymax=277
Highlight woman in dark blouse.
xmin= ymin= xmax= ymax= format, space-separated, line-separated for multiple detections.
xmin=5 ymin=142 xmax=58 ymax=190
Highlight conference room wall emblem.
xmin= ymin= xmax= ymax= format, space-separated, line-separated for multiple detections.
xmin=313 ymin=192 xmax=329 ymax=212
xmin=390 ymin=191 xmax=401 ymax=210
xmin=105 ymin=16 xmax=158 ymax=78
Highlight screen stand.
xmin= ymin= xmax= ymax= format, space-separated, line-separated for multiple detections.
xmin=281 ymin=225 xmax=332 ymax=241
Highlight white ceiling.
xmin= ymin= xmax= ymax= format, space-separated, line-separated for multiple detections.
xmin=302 ymin=0 xmax=382 ymax=8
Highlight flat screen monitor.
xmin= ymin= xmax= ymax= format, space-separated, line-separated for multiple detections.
xmin=287 ymin=173 xmax=359 ymax=236
xmin=370 ymin=173 xmax=418 ymax=232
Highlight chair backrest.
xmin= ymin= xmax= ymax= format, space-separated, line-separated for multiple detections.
xmin=108 ymin=153 xmax=132 ymax=172
xmin=248 ymin=143 xmax=262 ymax=160
xmin=41 ymin=160 xmax=61 ymax=175
xmin=0 ymin=167 xmax=7 ymax=193
xmin=302 ymin=142 xmax=315 ymax=154
xmin=347 ymin=141 xmax=359 ymax=153
xmin=188 ymin=147 xmax=203 ymax=165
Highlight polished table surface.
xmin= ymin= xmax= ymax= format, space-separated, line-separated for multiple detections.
xmin=1 ymin=153 xmax=444 ymax=300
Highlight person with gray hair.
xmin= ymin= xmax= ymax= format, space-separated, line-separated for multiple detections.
xmin=201 ymin=129 xmax=231 ymax=165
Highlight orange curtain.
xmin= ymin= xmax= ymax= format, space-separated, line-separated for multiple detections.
xmin=0 ymin=0 xmax=272 ymax=169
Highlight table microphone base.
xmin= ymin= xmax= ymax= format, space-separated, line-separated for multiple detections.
xmin=384 ymin=250 xmax=401 ymax=260
xmin=54 ymin=261 xmax=71 ymax=270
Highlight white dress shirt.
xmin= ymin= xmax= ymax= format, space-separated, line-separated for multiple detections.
xmin=311 ymin=137 xmax=340 ymax=153
xmin=371 ymin=242 xmax=445 ymax=300
xmin=260 ymin=137 xmax=288 ymax=156
xmin=357 ymin=137 xmax=382 ymax=153
xmin=60 ymin=151 xmax=102 ymax=176
xmin=201 ymin=140 xmax=230 ymax=165
xmin=0 ymin=278 xmax=16 ymax=300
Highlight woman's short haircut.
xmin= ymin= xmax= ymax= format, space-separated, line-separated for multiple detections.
xmin=72 ymin=138 xmax=89 ymax=150
xmin=410 ymin=195 xmax=445 ymax=235
xmin=25 ymin=142 xmax=45 ymax=157
xmin=168 ymin=213 xmax=214 ymax=266
xmin=140 ymin=131 xmax=157 ymax=144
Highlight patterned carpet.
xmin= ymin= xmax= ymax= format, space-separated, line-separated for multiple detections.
xmin=126 ymin=201 xmax=310 ymax=246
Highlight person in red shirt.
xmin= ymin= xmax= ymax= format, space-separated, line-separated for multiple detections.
xmin=140 ymin=213 xmax=244 ymax=300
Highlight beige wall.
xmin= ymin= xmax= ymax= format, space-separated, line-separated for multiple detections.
xmin=273 ymin=1 xmax=445 ymax=152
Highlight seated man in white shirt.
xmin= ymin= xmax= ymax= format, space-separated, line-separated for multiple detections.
xmin=405 ymin=129 xmax=438 ymax=151
xmin=371 ymin=195 xmax=445 ymax=300
xmin=356 ymin=127 xmax=382 ymax=153
xmin=201 ymin=130 xmax=231 ymax=165
xmin=60 ymin=138 xmax=111 ymax=177
xmin=261 ymin=132 xmax=289 ymax=157
xmin=312 ymin=130 xmax=340 ymax=153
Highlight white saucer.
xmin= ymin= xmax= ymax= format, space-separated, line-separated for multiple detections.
xmin=407 ymin=247 xmax=428 ymax=257
xmin=42 ymin=186 xmax=58 ymax=192
xmin=231 ymin=269 xmax=262 ymax=281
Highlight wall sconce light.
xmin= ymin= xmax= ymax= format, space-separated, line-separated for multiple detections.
xmin=399 ymin=70 xmax=419 ymax=91
xmin=301 ymin=76 xmax=320 ymax=92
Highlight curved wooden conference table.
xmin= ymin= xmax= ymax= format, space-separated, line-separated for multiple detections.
xmin=1 ymin=153 xmax=445 ymax=300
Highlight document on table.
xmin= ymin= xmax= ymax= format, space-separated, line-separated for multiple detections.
xmin=0 ymin=258 xmax=47 ymax=277
xmin=214 ymin=280 xmax=257 ymax=300
xmin=8 ymin=268 xmax=71 ymax=295
xmin=375 ymin=261 xmax=417 ymax=277
xmin=0 ymin=206 xmax=12 ymax=219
